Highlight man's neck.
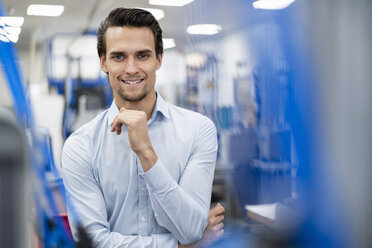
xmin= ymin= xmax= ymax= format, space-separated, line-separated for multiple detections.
xmin=115 ymin=92 xmax=157 ymax=121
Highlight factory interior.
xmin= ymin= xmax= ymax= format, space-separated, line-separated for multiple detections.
xmin=0 ymin=0 xmax=371 ymax=247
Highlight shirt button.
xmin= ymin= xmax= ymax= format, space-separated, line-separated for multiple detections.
xmin=141 ymin=187 xmax=145 ymax=192
xmin=141 ymin=216 xmax=146 ymax=222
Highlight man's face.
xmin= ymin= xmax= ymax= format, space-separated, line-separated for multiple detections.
xmin=100 ymin=26 xmax=162 ymax=103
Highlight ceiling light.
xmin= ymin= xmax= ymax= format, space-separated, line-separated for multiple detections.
xmin=4 ymin=26 xmax=21 ymax=36
xmin=149 ymin=0 xmax=194 ymax=7
xmin=0 ymin=16 xmax=24 ymax=27
xmin=6 ymin=33 xmax=19 ymax=43
xmin=27 ymin=4 xmax=64 ymax=17
xmin=163 ymin=38 xmax=176 ymax=49
xmin=185 ymin=52 xmax=207 ymax=69
xmin=252 ymin=0 xmax=295 ymax=10
xmin=0 ymin=28 xmax=7 ymax=36
xmin=136 ymin=7 xmax=164 ymax=20
xmin=0 ymin=34 xmax=10 ymax=42
xmin=0 ymin=27 xmax=19 ymax=43
xmin=187 ymin=24 xmax=222 ymax=35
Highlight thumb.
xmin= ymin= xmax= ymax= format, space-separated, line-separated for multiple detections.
xmin=120 ymin=107 xmax=126 ymax=113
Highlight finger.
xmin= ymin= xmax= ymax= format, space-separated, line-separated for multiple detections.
xmin=210 ymin=204 xmax=225 ymax=216
xmin=210 ymin=223 xmax=224 ymax=236
xmin=211 ymin=203 xmax=225 ymax=215
xmin=215 ymin=229 xmax=224 ymax=239
xmin=215 ymin=214 xmax=224 ymax=224
xmin=111 ymin=116 xmax=118 ymax=132
xmin=120 ymin=107 xmax=126 ymax=113
xmin=210 ymin=214 xmax=224 ymax=226
xmin=115 ymin=119 xmax=122 ymax=135
xmin=111 ymin=119 xmax=122 ymax=135
xmin=215 ymin=222 xmax=224 ymax=231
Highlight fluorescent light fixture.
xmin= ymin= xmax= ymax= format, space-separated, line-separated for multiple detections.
xmin=187 ymin=24 xmax=222 ymax=35
xmin=0 ymin=34 xmax=10 ymax=42
xmin=0 ymin=28 xmax=7 ymax=36
xmin=6 ymin=33 xmax=19 ymax=43
xmin=27 ymin=4 xmax=64 ymax=17
xmin=253 ymin=0 xmax=295 ymax=10
xmin=163 ymin=38 xmax=176 ymax=49
xmin=4 ymin=26 xmax=21 ymax=36
xmin=0 ymin=16 xmax=24 ymax=26
xmin=0 ymin=17 xmax=23 ymax=43
xmin=149 ymin=0 xmax=194 ymax=7
xmin=0 ymin=27 xmax=20 ymax=43
xmin=136 ymin=7 xmax=164 ymax=20
xmin=186 ymin=52 xmax=207 ymax=68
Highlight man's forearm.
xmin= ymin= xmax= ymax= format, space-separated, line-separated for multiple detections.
xmin=136 ymin=144 xmax=158 ymax=172
xmin=141 ymin=160 xmax=211 ymax=245
xmin=178 ymin=203 xmax=225 ymax=248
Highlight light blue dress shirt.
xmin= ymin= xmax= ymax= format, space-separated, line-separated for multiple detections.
xmin=61 ymin=93 xmax=218 ymax=247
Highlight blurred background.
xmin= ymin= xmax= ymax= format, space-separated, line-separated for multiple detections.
xmin=0 ymin=0 xmax=371 ymax=247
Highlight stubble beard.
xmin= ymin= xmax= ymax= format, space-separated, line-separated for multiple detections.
xmin=117 ymin=87 xmax=148 ymax=102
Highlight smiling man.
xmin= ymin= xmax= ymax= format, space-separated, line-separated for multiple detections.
xmin=62 ymin=8 xmax=224 ymax=248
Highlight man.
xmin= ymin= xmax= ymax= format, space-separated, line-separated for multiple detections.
xmin=62 ymin=8 xmax=224 ymax=247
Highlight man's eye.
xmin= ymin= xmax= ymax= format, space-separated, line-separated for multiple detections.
xmin=112 ymin=55 xmax=123 ymax=60
xmin=138 ymin=53 xmax=149 ymax=59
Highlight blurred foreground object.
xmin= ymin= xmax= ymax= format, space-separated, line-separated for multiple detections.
xmin=0 ymin=107 xmax=29 ymax=248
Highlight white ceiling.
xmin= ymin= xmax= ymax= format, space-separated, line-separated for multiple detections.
xmin=2 ymin=0 xmax=256 ymax=50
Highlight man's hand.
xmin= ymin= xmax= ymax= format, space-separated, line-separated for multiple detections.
xmin=111 ymin=107 xmax=157 ymax=171
xmin=179 ymin=203 xmax=225 ymax=248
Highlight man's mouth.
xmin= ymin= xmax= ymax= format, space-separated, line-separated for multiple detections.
xmin=121 ymin=79 xmax=144 ymax=85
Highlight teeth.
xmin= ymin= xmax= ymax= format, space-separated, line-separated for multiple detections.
xmin=123 ymin=79 xmax=142 ymax=85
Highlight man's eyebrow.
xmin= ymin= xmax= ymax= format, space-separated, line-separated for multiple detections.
xmin=108 ymin=51 xmax=125 ymax=56
xmin=108 ymin=50 xmax=153 ymax=56
xmin=136 ymin=49 xmax=153 ymax=54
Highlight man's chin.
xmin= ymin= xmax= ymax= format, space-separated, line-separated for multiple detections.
xmin=119 ymin=92 xmax=147 ymax=103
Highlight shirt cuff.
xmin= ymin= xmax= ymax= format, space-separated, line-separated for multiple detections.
xmin=139 ymin=159 xmax=173 ymax=193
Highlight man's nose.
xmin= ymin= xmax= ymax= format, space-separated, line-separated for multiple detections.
xmin=125 ymin=57 xmax=139 ymax=74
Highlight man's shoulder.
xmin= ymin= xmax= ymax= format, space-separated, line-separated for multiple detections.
xmin=62 ymin=109 xmax=110 ymax=170
xmin=167 ymin=103 xmax=215 ymax=128
xmin=166 ymin=103 xmax=217 ymax=150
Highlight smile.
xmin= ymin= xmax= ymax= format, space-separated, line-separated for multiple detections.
xmin=121 ymin=79 xmax=144 ymax=85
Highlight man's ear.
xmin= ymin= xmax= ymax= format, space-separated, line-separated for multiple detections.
xmin=156 ymin=53 xmax=163 ymax=70
xmin=100 ymin=55 xmax=108 ymax=74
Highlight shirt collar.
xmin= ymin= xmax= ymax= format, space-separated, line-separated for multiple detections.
xmin=107 ymin=92 xmax=169 ymax=126
xmin=152 ymin=92 xmax=170 ymax=120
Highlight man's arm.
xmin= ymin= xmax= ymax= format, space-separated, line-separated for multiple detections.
xmin=62 ymin=133 xmax=177 ymax=248
xmin=179 ymin=203 xmax=225 ymax=248
xmin=110 ymin=108 xmax=157 ymax=171
xmin=112 ymin=108 xmax=218 ymax=245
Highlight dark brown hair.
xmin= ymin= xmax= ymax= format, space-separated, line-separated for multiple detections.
xmin=97 ymin=8 xmax=163 ymax=58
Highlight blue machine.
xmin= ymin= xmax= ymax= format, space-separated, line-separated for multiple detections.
xmin=46 ymin=33 xmax=112 ymax=139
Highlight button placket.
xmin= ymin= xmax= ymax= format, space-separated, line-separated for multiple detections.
xmin=137 ymin=156 xmax=148 ymax=235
